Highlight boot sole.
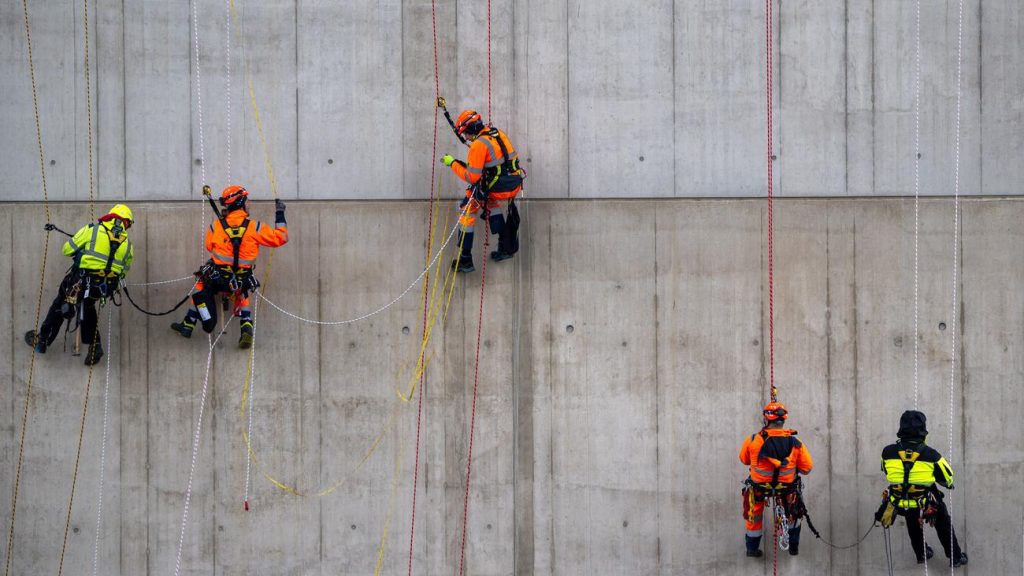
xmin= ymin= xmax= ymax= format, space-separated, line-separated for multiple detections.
xmin=238 ymin=334 xmax=253 ymax=349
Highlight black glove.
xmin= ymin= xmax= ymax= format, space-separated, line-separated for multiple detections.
xmin=274 ymin=199 xmax=287 ymax=225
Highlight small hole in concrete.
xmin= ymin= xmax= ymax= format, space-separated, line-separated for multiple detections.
xmin=621 ymin=341 xmax=628 ymax=348
xmin=526 ymin=157 xmax=532 ymax=163
xmin=752 ymin=339 xmax=759 ymax=346
xmin=402 ymin=326 xmax=410 ymax=335
xmin=194 ymin=158 xmax=202 ymax=165
xmin=622 ymin=520 xmax=629 ymax=528
xmin=917 ymin=152 xmax=922 ymax=159
xmin=351 ymin=524 xmax=357 ymax=530
xmin=73 ymin=526 xmax=79 ymax=534
xmin=938 ymin=322 xmax=947 ymax=331
xmin=487 ymin=523 xmax=492 ymax=530
xmin=771 ymin=155 xmax=777 ymax=161
xmin=638 ymin=156 xmax=645 ymax=162
xmin=328 ymin=158 xmax=334 ymax=165
xmin=49 ymin=159 xmax=56 ymax=166
xmin=349 ymin=341 xmax=357 ymax=349
xmin=566 ymin=325 xmax=574 ymax=334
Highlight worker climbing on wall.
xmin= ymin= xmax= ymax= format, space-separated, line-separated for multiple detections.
xmin=440 ymin=107 xmax=525 ymax=273
xmin=876 ymin=410 xmax=968 ymax=567
xmin=25 ymin=204 xmax=135 ymax=366
xmin=739 ymin=402 xmax=814 ymax=558
xmin=170 ymin=185 xmax=288 ymax=348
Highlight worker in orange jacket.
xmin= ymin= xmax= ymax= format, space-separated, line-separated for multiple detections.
xmin=171 ymin=185 xmax=288 ymax=348
xmin=441 ymin=109 xmax=525 ymax=273
xmin=739 ymin=402 xmax=814 ymax=558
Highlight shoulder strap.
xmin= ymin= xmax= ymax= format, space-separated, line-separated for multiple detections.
xmin=220 ymin=217 xmax=250 ymax=269
xmin=489 ymin=128 xmax=515 ymax=170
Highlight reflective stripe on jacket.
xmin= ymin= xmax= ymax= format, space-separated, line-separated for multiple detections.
xmin=63 ymin=222 xmax=133 ymax=277
xmin=206 ymin=209 xmax=288 ymax=269
xmin=880 ymin=441 xmax=953 ymax=508
xmin=739 ymin=428 xmax=813 ymax=485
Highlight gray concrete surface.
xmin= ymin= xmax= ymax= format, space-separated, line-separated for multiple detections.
xmin=2 ymin=0 xmax=1022 ymax=201
xmin=1 ymin=198 xmax=1022 ymax=575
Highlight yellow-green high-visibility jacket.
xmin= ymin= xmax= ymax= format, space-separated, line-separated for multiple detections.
xmin=880 ymin=440 xmax=953 ymax=509
xmin=63 ymin=221 xmax=133 ymax=277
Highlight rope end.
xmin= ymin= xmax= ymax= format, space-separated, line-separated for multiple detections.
xmin=243 ymin=500 xmax=249 ymax=512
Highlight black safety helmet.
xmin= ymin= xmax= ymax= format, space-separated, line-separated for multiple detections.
xmin=897 ymin=410 xmax=928 ymax=440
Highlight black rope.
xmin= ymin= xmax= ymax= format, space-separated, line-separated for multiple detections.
xmin=122 ymin=285 xmax=193 ymax=317
xmin=804 ymin=513 xmax=877 ymax=550
xmin=437 ymin=97 xmax=469 ymax=147
xmin=883 ymin=527 xmax=895 ymax=576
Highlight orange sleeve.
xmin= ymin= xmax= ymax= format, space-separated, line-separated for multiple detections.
xmin=795 ymin=442 xmax=814 ymax=475
xmin=204 ymin=223 xmax=217 ymax=253
xmin=739 ymin=435 xmax=754 ymax=465
xmin=250 ymin=220 xmax=289 ymax=248
xmin=449 ymin=140 xmax=489 ymax=185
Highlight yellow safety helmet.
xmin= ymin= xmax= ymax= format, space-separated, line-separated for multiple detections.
xmin=102 ymin=204 xmax=134 ymax=227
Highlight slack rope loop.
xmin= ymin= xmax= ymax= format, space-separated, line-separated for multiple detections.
xmin=124 ymin=275 xmax=195 ymax=287
xmin=122 ymin=284 xmax=196 ymax=317
xmin=174 ymin=321 xmax=233 ymax=576
xmin=239 ymin=205 xmax=461 ymax=499
xmin=6 ymin=0 xmax=53 ymax=571
xmin=256 ymin=222 xmax=460 ymax=326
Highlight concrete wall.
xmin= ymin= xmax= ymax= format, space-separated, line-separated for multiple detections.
xmin=2 ymin=198 xmax=1022 ymax=575
xmin=2 ymin=0 xmax=1022 ymax=202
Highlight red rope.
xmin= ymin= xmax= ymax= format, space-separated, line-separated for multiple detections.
xmin=486 ymin=0 xmax=492 ymax=120
xmin=457 ymin=226 xmax=491 ymax=576
xmin=765 ymin=0 xmax=776 ymax=402
xmin=406 ymin=1 xmax=442 ymax=573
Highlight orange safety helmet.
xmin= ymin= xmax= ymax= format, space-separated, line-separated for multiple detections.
xmin=220 ymin=185 xmax=249 ymax=211
xmin=455 ymin=109 xmax=484 ymax=136
xmin=763 ymin=402 xmax=788 ymax=421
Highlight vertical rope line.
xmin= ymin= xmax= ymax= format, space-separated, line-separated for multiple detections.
xmin=765 ymin=0 xmax=776 ymax=401
xmin=192 ymin=0 xmax=208 ymax=259
xmin=83 ymin=0 xmax=96 ymax=219
xmin=5 ymin=1 xmax=52 ymax=572
xmin=174 ymin=322 xmax=233 ymax=576
xmin=243 ymin=295 xmax=261 ymax=507
xmin=457 ymin=225 xmax=492 ymax=576
xmin=91 ymin=306 xmax=115 ymax=576
xmin=224 ymin=0 xmax=232 ymax=182
xmin=407 ymin=1 xmax=443 ymax=571
xmin=487 ymin=0 xmax=492 ymax=120
xmin=946 ymin=0 xmax=965 ymax=568
xmin=58 ymin=321 xmax=102 ymax=576
xmin=912 ymin=0 xmax=922 ymax=409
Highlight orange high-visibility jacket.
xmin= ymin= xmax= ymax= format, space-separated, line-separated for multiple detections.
xmin=739 ymin=428 xmax=813 ymax=485
xmin=449 ymin=127 xmax=519 ymax=189
xmin=206 ymin=209 xmax=288 ymax=269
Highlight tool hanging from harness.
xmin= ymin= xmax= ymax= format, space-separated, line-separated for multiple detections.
xmin=874 ymin=447 xmax=937 ymax=528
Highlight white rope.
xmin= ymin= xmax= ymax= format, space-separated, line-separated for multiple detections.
xmin=945 ymin=0 xmax=965 ymax=570
xmin=256 ymin=222 xmax=460 ymax=326
xmin=90 ymin=306 xmax=114 ymax=576
xmin=912 ymin=0 xmax=922 ymax=410
xmin=243 ymin=295 xmax=260 ymax=505
xmin=124 ymin=275 xmax=195 ymax=288
xmin=224 ymin=0 xmax=232 ymax=183
xmin=173 ymin=319 xmax=233 ymax=576
xmin=191 ymin=0 xmax=208 ymax=260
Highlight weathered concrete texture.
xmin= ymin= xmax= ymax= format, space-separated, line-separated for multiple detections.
xmin=2 ymin=0 xmax=1020 ymax=201
xmin=1 ymin=198 xmax=1022 ymax=575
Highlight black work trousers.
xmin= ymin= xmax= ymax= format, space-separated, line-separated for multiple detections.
xmin=898 ymin=498 xmax=962 ymax=560
xmin=38 ymin=271 xmax=106 ymax=347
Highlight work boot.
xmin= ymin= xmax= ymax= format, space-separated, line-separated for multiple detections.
xmin=84 ymin=341 xmax=104 ymax=366
xmin=952 ymin=552 xmax=968 ymax=567
xmin=490 ymin=231 xmax=519 ymax=262
xmin=917 ymin=544 xmax=934 ymax=563
xmin=788 ymin=542 xmax=799 ymax=556
xmin=170 ymin=320 xmax=195 ymax=339
xmin=24 ymin=330 xmax=46 ymax=354
xmin=238 ymin=320 xmax=254 ymax=349
xmin=452 ymin=231 xmax=475 ymax=273
xmin=745 ymin=535 xmax=762 ymax=558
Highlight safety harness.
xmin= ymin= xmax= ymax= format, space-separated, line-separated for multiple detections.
xmin=480 ymin=128 xmax=525 ymax=193
xmin=220 ymin=215 xmax=251 ymax=270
